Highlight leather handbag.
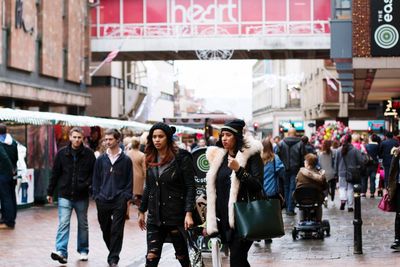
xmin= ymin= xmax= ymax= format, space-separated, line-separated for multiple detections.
xmin=378 ymin=193 xmax=396 ymax=212
xmin=234 ymin=197 xmax=284 ymax=241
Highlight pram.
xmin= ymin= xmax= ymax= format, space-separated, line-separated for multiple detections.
xmin=292 ymin=187 xmax=330 ymax=240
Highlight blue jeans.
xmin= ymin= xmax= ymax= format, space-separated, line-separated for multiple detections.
xmin=55 ymin=197 xmax=89 ymax=257
xmin=0 ymin=174 xmax=16 ymax=227
xmin=284 ymin=171 xmax=297 ymax=213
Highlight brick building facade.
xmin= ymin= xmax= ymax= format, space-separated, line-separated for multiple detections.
xmin=0 ymin=0 xmax=91 ymax=114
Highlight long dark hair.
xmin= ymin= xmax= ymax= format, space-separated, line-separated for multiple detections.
xmin=341 ymin=134 xmax=352 ymax=156
xmin=145 ymin=129 xmax=178 ymax=167
xmin=215 ymin=131 xmax=249 ymax=154
xmin=321 ymin=140 xmax=332 ymax=155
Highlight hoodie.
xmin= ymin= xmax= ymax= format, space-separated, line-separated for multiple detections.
xmin=278 ymin=136 xmax=305 ymax=173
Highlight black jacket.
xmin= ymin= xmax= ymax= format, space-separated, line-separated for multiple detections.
xmin=92 ymin=151 xmax=133 ymax=202
xmin=379 ymin=138 xmax=399 ymax=166
xmin=47 ymin=144 xmax=96 ymax=200
xmin=278 ymin=137 xmax=305 ymax=173
xmin=139 ymin=149 xmax=196 ymax=226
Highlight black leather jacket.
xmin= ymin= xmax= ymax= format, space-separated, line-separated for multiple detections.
xmin=235 ymin=153 xmax=264 ymax=202
xmin=139 ymin=149 xmax=196 ymax=226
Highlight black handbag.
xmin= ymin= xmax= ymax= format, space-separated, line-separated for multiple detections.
xmin=343 ymin=155 xmax=361 ymax=184
xmin=234 ymin=196 xmax=284 ymax=241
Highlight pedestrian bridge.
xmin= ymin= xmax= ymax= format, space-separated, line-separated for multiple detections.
xmin=90 ymin=0 xmax=331 ymax=61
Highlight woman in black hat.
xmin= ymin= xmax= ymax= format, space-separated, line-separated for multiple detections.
xmin=205 ymin=119 xmax=264 ymax=267
xmin=138 ymin=122 xmax=196 ymax=267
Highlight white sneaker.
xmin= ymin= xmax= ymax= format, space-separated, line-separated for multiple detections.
xmin=79 ymin=252 xmax=88 ymax=261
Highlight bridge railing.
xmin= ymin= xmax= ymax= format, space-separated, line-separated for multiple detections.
xmin=91 ymin=20 xmax=330 ymax=39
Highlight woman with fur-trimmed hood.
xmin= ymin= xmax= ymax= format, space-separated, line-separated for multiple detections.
xmin=205 ymin=119 xmax=263 ymax=267
xmin=295 ymin=153 xmax=328 ymax=222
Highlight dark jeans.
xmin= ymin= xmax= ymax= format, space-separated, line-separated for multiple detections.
xmin=284 ymin=171 xmax=297 ymax=213
xmin=362 ymin=164 xmax=378 ymax=195
xmin=228 ymin=231 xmax=253 ymax=267
xmin=395 ymin=186 xmax=400 ymax=241
xmin=0 ymin=174 xmax=16 ymax=227
xmin=145 ymin=224 xmax=189 ymax=267
xmin=96 ymin=198 xmax=127 ymax=265
xmin=384 ymin=164 xmax=391 ymax=188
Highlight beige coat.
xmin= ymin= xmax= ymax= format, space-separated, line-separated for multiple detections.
xmin=127 ymin=149 xmax=146 ymax=196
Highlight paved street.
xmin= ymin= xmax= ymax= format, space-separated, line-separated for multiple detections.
xmin=1 ymin=193 xmax=399 ymax=267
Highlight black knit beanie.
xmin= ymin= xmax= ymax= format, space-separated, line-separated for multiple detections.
xmin=221 ymin=119 xmax=245 ymax=136
xmin=149 ymin=122 xmax=176 ymax=142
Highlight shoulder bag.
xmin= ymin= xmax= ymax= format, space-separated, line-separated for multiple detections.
xmin=343 ymin=154 xmax=361 ymax=184
xmin=234 ymin=191 xmax=284 ymax=241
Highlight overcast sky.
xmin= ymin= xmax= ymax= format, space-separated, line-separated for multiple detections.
xmin=174 ymin=60 xmax=256 ymax=120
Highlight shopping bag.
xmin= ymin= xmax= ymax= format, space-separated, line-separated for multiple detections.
xmin=378 ymin=193 xmax=396 ymax=212
xmin=187 ymin=230 xmax=204 ymax=267
xmin=234 ymin=198 xmax=284 ymax=241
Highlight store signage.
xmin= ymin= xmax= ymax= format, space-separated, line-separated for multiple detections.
xmin=368 ymin=120 xmax=385 ymax=131
xmin=15 ymin=0 xmax=34 ymax=34
xmin=371 ymin=0 xmax=400 ymax=56
xmin=280 ymin=121 xmax=304 ymax=131
xmin=383 ymin=99 xmax=399 ymax=117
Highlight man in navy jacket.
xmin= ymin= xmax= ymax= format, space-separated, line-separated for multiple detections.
xmin=92 ymin=128 xmax=133 ymax=267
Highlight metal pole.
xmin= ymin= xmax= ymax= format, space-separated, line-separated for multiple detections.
xmin=210 ymin=237 xmax=222 ymax=267
xmin=353 ymin=183 xmax=363 ymax=254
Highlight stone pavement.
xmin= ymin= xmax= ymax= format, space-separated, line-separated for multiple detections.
xmin=0 ymin=194 xmax=399 ymax=267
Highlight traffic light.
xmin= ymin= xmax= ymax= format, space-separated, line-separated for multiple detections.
xmin=279 ymin=127 xmax=284 ymax=133
xmin=253 ymin=122 xmax=259 ymax=132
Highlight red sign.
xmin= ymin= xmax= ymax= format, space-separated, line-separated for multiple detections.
xmin=92 ymin=0 xmax=331 ymax=38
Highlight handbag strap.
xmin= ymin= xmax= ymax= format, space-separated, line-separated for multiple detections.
xmin=273 ymin=156 xmax=280 ymax=195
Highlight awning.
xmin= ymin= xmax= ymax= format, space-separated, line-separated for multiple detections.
xmin=0 ymin=108 xmax=202 ymax=134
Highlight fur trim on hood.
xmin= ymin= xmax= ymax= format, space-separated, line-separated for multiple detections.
xmin=299 ymin=167 xmax=326 ymax=183
xmin=206 ymin=135 xmax=262 ymax=234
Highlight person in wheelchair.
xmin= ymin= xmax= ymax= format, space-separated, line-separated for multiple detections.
xmin=295 ymin=153 xmax=328 ymax=222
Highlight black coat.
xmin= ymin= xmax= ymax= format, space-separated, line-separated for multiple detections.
xmin=139 ymin=149 xmax=196 ymax=226
xmin=48 ymin=144 xmax=96 ymax=200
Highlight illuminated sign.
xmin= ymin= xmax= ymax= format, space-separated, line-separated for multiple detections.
xmin=371 ymin=0 xmax=400 ymax=56
xmin=92 ymin=0 xmax=331 ymax=38
xmin=280 ymin=120 xmax=304 ymax=131
xmin=383 ymin=99 xmax=399 ymax=117
xmin=368 ymin=120 xmax=385 ymax=131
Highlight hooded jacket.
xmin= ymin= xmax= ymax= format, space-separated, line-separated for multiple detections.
xmin=206 ymin=135 xmax=263 ymax=235
xmin=278 ymin=136 xmax=305 ymax=173
xmin=139 ymin=149 xmax=195 ymax=226
xmin=296 ymin=167 xmax=327 ymax=196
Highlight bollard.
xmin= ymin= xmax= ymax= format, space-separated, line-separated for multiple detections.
xmin=353 ymin=183 xmax=363 ymax=254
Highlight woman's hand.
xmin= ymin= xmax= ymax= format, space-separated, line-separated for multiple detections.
xmin=184 ymin=212 xmax=194 ymax=230
xmin=138 ymin=211 xmax=147 ymax=231
xmin=227 ymin=155 xmax=240 ymax=171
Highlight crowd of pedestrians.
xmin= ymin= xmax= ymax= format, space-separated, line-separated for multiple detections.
xmin=2 ymin=119 xmax=400 ymax=266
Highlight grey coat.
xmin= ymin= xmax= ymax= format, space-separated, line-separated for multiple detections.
xmin=335 ymin=144 xmax=364 ymax=186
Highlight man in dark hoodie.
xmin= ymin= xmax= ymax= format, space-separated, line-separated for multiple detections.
xmin=92 ymin=128 xmax=133 ymax=267
xmin=277 ymin=127 xmax=305 ymax=215
xmin=0 ymin=123 xmax=18 ymax=230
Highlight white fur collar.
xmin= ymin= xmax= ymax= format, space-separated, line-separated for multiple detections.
xmin=205 ymin=135 xmax=262 ymax=234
